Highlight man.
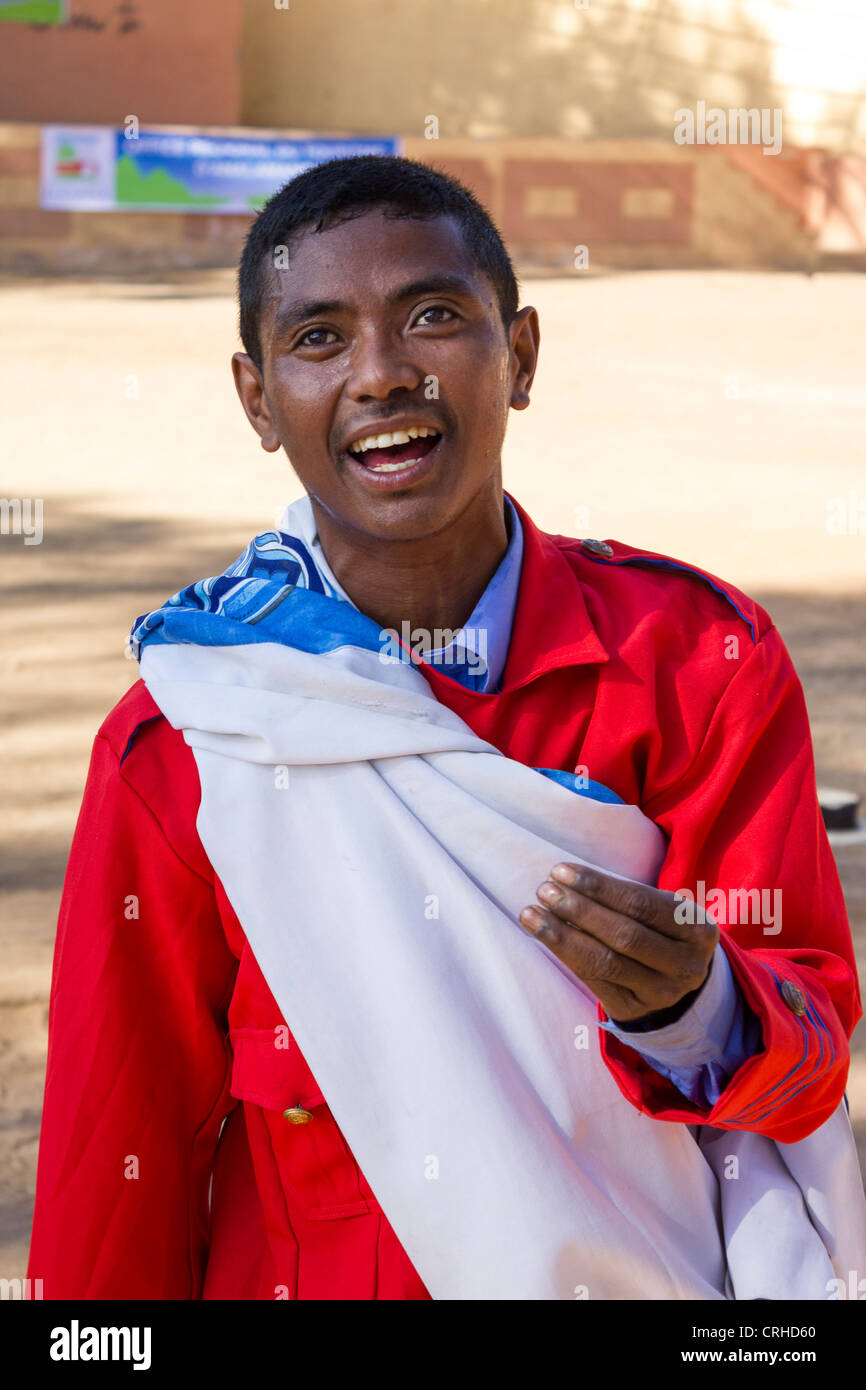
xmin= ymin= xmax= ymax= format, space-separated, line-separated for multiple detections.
xmin=28 ymin=155 xmax=862 ymax=1300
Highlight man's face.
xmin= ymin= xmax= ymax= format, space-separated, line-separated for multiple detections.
xmin=232 ymin=209 xmax=538 ymax=544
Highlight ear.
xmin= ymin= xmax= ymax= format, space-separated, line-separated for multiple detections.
xmin=508 ymin=306 xmax=540 ymax=412
xmin=231 ymin=352 xmax=282 ymax=453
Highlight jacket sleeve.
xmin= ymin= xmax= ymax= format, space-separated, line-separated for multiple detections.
xmin=597 ymin=623 xmax=861 ymax=1143
xmin=27 ymin=731 xmax=239 ymax=1298
xmin=599 ymin=941 xmax=763 ymax=1106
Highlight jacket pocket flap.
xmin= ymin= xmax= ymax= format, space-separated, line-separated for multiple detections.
xmin=229 ymin=1026 xmax=326 ymax=1110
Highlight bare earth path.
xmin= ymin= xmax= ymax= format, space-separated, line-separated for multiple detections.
xmin=2 ymin=269 xmax=864 ymax=1281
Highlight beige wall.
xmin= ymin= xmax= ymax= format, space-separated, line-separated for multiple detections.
xmin=0 ymin=0 xmax=862 ymax=152
xmin=1 ymin=0 xmax=862 ymax=152
xmin=240 ymin=0 xmax=866 ymax=153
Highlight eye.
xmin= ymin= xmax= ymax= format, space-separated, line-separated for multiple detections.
xmin=297 ymin=327 xmax=338 ymax=348
xmin=414 ymin=305 xmax=457 ymax=327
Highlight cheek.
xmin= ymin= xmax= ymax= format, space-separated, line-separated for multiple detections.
xmin=270 ymin=367 xmax=332 ymax=415
xmin=454 ymin=336 xmax=512 ymax=415
xmin=462 ymin=366 xmax=511 ymax=448
xmin=266 ymin=368 xmax=341 ymax=447
xmin=439 ymin=344 xmax=503 ymax=402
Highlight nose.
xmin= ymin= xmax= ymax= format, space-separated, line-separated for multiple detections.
xmin=346 ymin=324 xmax=423 ymax=402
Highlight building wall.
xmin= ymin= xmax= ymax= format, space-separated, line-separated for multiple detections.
xmin=0 ymin=121 xmax=255 ymax=271
xmin=1 ymin=0 xmax=862 ymax=153
xmin=0 ymin=0 xmax=864 ymax=273
xmin=0 ymin=0 xmax=242 ymax=126
xmin=4 ymin=120 xmax=864 ymax=275
xmin=240 ymin=0 xmax=866 ymax=153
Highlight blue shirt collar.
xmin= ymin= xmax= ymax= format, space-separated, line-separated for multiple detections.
xmin=421 ymin=493 xmax=523 ymax=692
xmin=309 ymin=493 xmax=524 ymax=694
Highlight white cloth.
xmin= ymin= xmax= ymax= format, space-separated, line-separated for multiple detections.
xmin=138 ymin=499 xmax=866 ymax=1299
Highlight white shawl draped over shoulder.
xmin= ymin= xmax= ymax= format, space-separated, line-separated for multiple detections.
xmin=132 ymin=496 xmax=866 ymax=1301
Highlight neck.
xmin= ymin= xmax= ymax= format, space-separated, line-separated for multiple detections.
xmin=310 ymin=479 xmax=510 ymax=637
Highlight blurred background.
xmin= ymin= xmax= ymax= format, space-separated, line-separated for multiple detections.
xmin=1 ymin=0 xmax=865 ymax=1281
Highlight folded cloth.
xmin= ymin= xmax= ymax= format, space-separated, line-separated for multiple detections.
xmin=130 ymin=495 xmax=866 ymax=1300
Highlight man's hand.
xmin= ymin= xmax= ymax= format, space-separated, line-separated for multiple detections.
xmin=518 ymin=863 xmax=719 ymax=1026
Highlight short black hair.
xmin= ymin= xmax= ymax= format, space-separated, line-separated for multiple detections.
xmin=238 ymin=153 xmax=520 ymax=372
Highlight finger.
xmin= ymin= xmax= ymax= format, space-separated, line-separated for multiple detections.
xmin=535 ymin=880 xmax=710 ymax=987
xmin=518 ymin=904 xmax=679 ymax=1008
xmin=548 ymin=863 xmax=716 ymax=944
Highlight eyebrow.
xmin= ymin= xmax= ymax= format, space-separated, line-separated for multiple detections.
xmin=270 ymin=274 xmax=479 ymax=338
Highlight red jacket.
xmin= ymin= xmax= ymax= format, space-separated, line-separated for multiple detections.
xmin=27 ymin=493 xmax=860 ymax=1300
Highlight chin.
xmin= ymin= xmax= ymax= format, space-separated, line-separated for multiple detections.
xmin=350 ymin=491 xmax=466 ymax=544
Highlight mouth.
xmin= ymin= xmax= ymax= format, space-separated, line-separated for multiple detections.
xmin=341 ymin=425 xmax=444 ymax=490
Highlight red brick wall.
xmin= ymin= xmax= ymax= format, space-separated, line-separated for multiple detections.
xmin=0 ymin=0 xmax=242 ymax=126
xmin=502 ymin=159 xmax=692 ymax=247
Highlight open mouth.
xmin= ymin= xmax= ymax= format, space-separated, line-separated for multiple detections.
xmin=346 ymin=426 xmax=442 ymax=474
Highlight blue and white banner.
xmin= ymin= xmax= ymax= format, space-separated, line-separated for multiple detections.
xmin=40 ymin=126 xmax=402 ymax=214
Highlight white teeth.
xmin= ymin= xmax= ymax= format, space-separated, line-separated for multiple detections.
xmin=367 ymin=456 xmax=424 ymax=472
xmin=349 ymin=426 xmax=439 ymax=455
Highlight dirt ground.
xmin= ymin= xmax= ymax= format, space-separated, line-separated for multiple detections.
xmin=2 ymin=267 xmax=865 ymax=1280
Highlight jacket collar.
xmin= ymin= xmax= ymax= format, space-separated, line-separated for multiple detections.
xmin=421 ymin=491 xmax=609 ymax=701
xmin=500 ymin=491 xmax=609 ymax=691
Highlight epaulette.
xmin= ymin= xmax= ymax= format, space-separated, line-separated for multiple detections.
xmin=96 ymin=678 xmax=165 ymax=766
xmin=575 ymin=537 xmax=761 ymax=645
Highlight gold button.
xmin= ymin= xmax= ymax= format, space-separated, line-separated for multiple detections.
xmin=282 ymin=1105 xmax=313 ymax=1125
xmin=781 ymin=981 xmax=807 ymax=1016
xmin=581 ymin=538 xmax=614 ymax=558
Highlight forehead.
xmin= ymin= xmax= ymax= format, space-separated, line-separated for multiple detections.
xmin=259 ymin=209 xmax=494 ymax=324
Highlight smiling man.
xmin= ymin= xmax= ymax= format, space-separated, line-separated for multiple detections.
xmin=233 ymin=181 xmax=527 ymax=663
xmin=28 ymin=155 xmax=864 ymax=1301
